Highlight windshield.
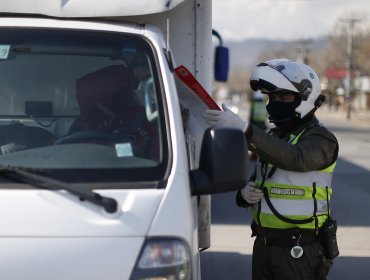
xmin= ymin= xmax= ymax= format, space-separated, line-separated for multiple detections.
xmin=0 ymin=28 xmax=168 ymax=183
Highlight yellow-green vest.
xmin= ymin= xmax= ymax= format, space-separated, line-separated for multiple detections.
xmin=252 ymin=129 xmax=336 ymax=230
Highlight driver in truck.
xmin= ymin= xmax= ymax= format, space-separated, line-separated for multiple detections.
xmin=68 ymin=64 xmax=159 ymax=159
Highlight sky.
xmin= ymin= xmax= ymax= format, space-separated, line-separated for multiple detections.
xmin=213 ymin=0 xmax=370 ymax=41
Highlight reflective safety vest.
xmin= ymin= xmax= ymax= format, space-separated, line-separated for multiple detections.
xmin=252 ymin=128 xmax=336 ymax=230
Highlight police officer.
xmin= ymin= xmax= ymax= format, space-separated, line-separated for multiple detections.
xmin=203 ymin=59 xmax=339 ymax=280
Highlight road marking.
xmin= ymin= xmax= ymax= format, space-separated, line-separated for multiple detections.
xmin=208 ymin=225 xmax=370 ymax=257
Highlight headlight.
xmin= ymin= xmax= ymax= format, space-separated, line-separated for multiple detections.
xmin=129 ymin=238 xmax=191 ymax=280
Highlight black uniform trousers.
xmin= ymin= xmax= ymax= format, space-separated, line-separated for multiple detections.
xmin=252 ymin=237 xmax=333 ymax=280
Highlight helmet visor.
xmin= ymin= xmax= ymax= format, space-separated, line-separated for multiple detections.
xmin=250 ymin=64 xmax=298 ymax=94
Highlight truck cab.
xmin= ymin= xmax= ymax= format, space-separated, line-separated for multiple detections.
xmin=0 ymin=1 xmax=247 ymax=279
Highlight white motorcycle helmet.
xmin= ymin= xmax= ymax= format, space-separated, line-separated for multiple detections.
xmin=250 ymin=58 xmax=324 ymax=120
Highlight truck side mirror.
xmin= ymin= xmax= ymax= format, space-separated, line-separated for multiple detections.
xmin=214 ymin=46 xmax=229 ymax=82
xmin=190 ymin=127 xmax=248 ymax=195
xmin=212 ymin=29 xmax=229 ymax=82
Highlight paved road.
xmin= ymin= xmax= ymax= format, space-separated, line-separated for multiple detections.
xmin=201 ymin=109 xmax=370 ymax=280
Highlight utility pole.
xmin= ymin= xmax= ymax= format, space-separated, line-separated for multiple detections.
xmin=296 ymin=39 xmax=312 ymax=65
xmin=340 ymin=17 xmax=360 ymax=120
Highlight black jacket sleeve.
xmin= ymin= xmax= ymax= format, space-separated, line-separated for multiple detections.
xmin=236 ymin=190 xmax=253 ymax=208
xmin=235 ymin=168 xmax=257 ymax=208
xmin=247 ymin=122 xmax=339 ymax=172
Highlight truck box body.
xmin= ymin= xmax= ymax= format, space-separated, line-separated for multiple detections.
xmin=0 ymin=1 xmax=247 ymax=279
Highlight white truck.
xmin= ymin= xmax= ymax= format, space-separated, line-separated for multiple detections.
xmin=0 ymin=1 xmax=247 ymax=279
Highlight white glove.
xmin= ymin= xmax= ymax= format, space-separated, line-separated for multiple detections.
xmin=241 ymin=182 xmax=264 ymax=204
xmin=202 ymin=103 xmax=247 ymax=131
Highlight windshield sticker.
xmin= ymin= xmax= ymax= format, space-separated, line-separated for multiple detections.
xmin=115 ymin=143 xmax=133 ymax=157
xmin=0 ymin=45 xmax=10 ymax=59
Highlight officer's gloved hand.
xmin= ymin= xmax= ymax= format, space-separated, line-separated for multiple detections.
xmin=203 ymin=103 xmax=248 ymax=131
xmin=241 ymin=182 xmax=264 ymax=204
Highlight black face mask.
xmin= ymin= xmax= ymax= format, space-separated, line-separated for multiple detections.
xmin=266 ymin=100 xmax=299 ymax=125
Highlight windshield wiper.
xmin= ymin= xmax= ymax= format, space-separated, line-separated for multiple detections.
xmin=0 ymin=165 xmax=118 ymax=213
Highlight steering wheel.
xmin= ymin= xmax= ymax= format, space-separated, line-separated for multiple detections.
xmin=55 ymin=130 xmax=121 ymax=145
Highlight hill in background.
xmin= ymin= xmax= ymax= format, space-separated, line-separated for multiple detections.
xmin=222 ymin=37 xmax=327 ymax=92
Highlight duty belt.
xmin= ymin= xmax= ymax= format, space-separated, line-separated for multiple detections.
xmin=252 ymin=224 xmax=319 ymax=247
